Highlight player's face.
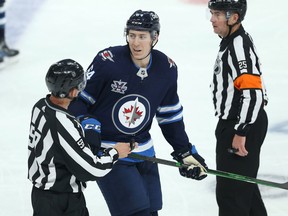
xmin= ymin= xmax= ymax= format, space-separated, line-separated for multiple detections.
xmin=127 ymin=30 xmax=153 ymax=63
xmin=209 ymin=9 xmax=229 ymax=37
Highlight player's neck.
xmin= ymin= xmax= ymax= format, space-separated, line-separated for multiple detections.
xmin=131 ymin=54 xmax=151 ymax=68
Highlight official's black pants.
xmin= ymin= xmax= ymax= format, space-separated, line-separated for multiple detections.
xmin=215 ymin=109 xmax=268 ymax=216
xmin=31 ymin=187 xmax=89 ymax=216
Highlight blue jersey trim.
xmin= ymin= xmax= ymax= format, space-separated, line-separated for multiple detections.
xmin=119 ymin=146 xmax=155 ymax=162
xmin=157 ymin=102 xmax=182 ymax=114
xmin=80 ymin=91 xmax=96 ymax=105
xmin=156 ymin=110 xmax=183 ymax=125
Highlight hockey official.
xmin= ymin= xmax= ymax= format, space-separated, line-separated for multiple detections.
xmin=27 ymin=59 xmax=131 ymax=216
xmin=208 ymin=0 xmax=268 ymax=215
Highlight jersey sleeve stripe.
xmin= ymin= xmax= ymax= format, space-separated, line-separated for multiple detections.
xmin=156 ymin=110 xmax=183 ymax=125
xmin=157 ymin=102 xmax=182 ymax=114
xmin=58 ymin=134 xmax=113 ymax=178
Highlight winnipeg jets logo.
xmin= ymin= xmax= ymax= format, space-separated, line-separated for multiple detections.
xmin=167 ymin=57 xmax=176 ymax=68
xmin=100 ymin=50 xmax=114 ymax=62
xmin=111 ymin=80 xmax=127 ymax=94
xmin=112 ymin=94 xmax=150 ymax=134
xmin=122 ymin=97 xmax=143 ymax=126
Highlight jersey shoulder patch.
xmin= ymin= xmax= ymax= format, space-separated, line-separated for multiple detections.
xmin=153 ymin=49 xmax=177 ymax=69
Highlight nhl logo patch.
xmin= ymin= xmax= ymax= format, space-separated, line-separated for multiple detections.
xmin=214 ymin=57 xmax=221 ymax=75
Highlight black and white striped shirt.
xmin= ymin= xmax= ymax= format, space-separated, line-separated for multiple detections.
xmin=210 ymin=25 xmax=268 ymax=135
xmin=28 ymin=95 xmax=118 ymax=193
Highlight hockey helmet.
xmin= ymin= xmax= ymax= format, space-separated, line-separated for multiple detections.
xmin=45 ymin=59 xmax=86 ymax=98
xmin=125 ymin=10 xmax=160 ymax=35
xmin=208 ymin=0 xmax=247 ymax=22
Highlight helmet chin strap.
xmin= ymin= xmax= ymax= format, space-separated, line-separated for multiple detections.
xmin=66 ymin=89 xmax=80 ymax=101
xmin=130 ymin=38 xmax=158 ymax=61
xmin=220 ymin=12 xmax=238 ymax=39
xmin=221 ymin=11 xmax=240 ymax=39
xmin=67 ymin=95 xmax=80 ymax=103
xmin=67 ymin=95 xmax=75 ymax=100
xmin=223 ymin=22 xmax=238 ymax=39
xmin=223 ymin=24 xmax=233 ymax=39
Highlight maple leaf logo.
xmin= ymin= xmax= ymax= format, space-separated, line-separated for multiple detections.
xmin=122 ymin=98 xmax=143 ymax=126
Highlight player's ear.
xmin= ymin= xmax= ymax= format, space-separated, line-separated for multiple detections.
xmin=150 ymin=31 xmax=158 ymax=41
xmin=69 ymin=88 xmax=79 ymax=98
xmin=151 ymin=31 xmax=159 ymax=47
xmin=228 ymin=12 xmax=239 ymax=25
xmin=154 ymin=32 xmax=159 ymax=41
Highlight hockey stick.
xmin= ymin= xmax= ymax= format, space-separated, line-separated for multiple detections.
xmin=128 ymin=153 xmax=288 ymax=190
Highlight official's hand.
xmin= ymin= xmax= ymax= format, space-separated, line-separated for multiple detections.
xmin=114 ymin=142 xmax=131 ymax=158
xmin=171 ymin=144 xmax=208 ymax=180
xmin=232 ymin=134 xmax=248 ymax=157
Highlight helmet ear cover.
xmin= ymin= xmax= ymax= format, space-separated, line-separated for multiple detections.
xmin=45 ymin=59 xmax=86 ymax=98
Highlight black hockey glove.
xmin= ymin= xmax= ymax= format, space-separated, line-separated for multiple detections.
xmin=171 ymin=144 xmax=208 ymax=180
xmin=78 ymin=115 xmax=101 ymax=154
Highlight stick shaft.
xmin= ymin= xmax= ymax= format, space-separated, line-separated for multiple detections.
xmin=128 ymin=153 xmax=288 ymax=190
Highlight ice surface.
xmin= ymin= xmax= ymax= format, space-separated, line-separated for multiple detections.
xmin=1 ymin=0 xmax=287 ymax=215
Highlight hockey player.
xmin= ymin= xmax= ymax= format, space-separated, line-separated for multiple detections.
xmin=69 ymin=10 xmax=208 ymax=216
xmin=208 ymin=0 xmax=268 ymax=215
xmin=28 ymin=59 xmax=131 ymax=216
xmin=0 ymin=0 xmax=19 ymax=69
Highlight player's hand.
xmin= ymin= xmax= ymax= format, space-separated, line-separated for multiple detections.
xmin=78 ymin=115 xmax=101 ymax=154
xmin=114 ymin=142 xmax=131 ymax=158
xmin=171 ymin=144 xmax=208 ymax=180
